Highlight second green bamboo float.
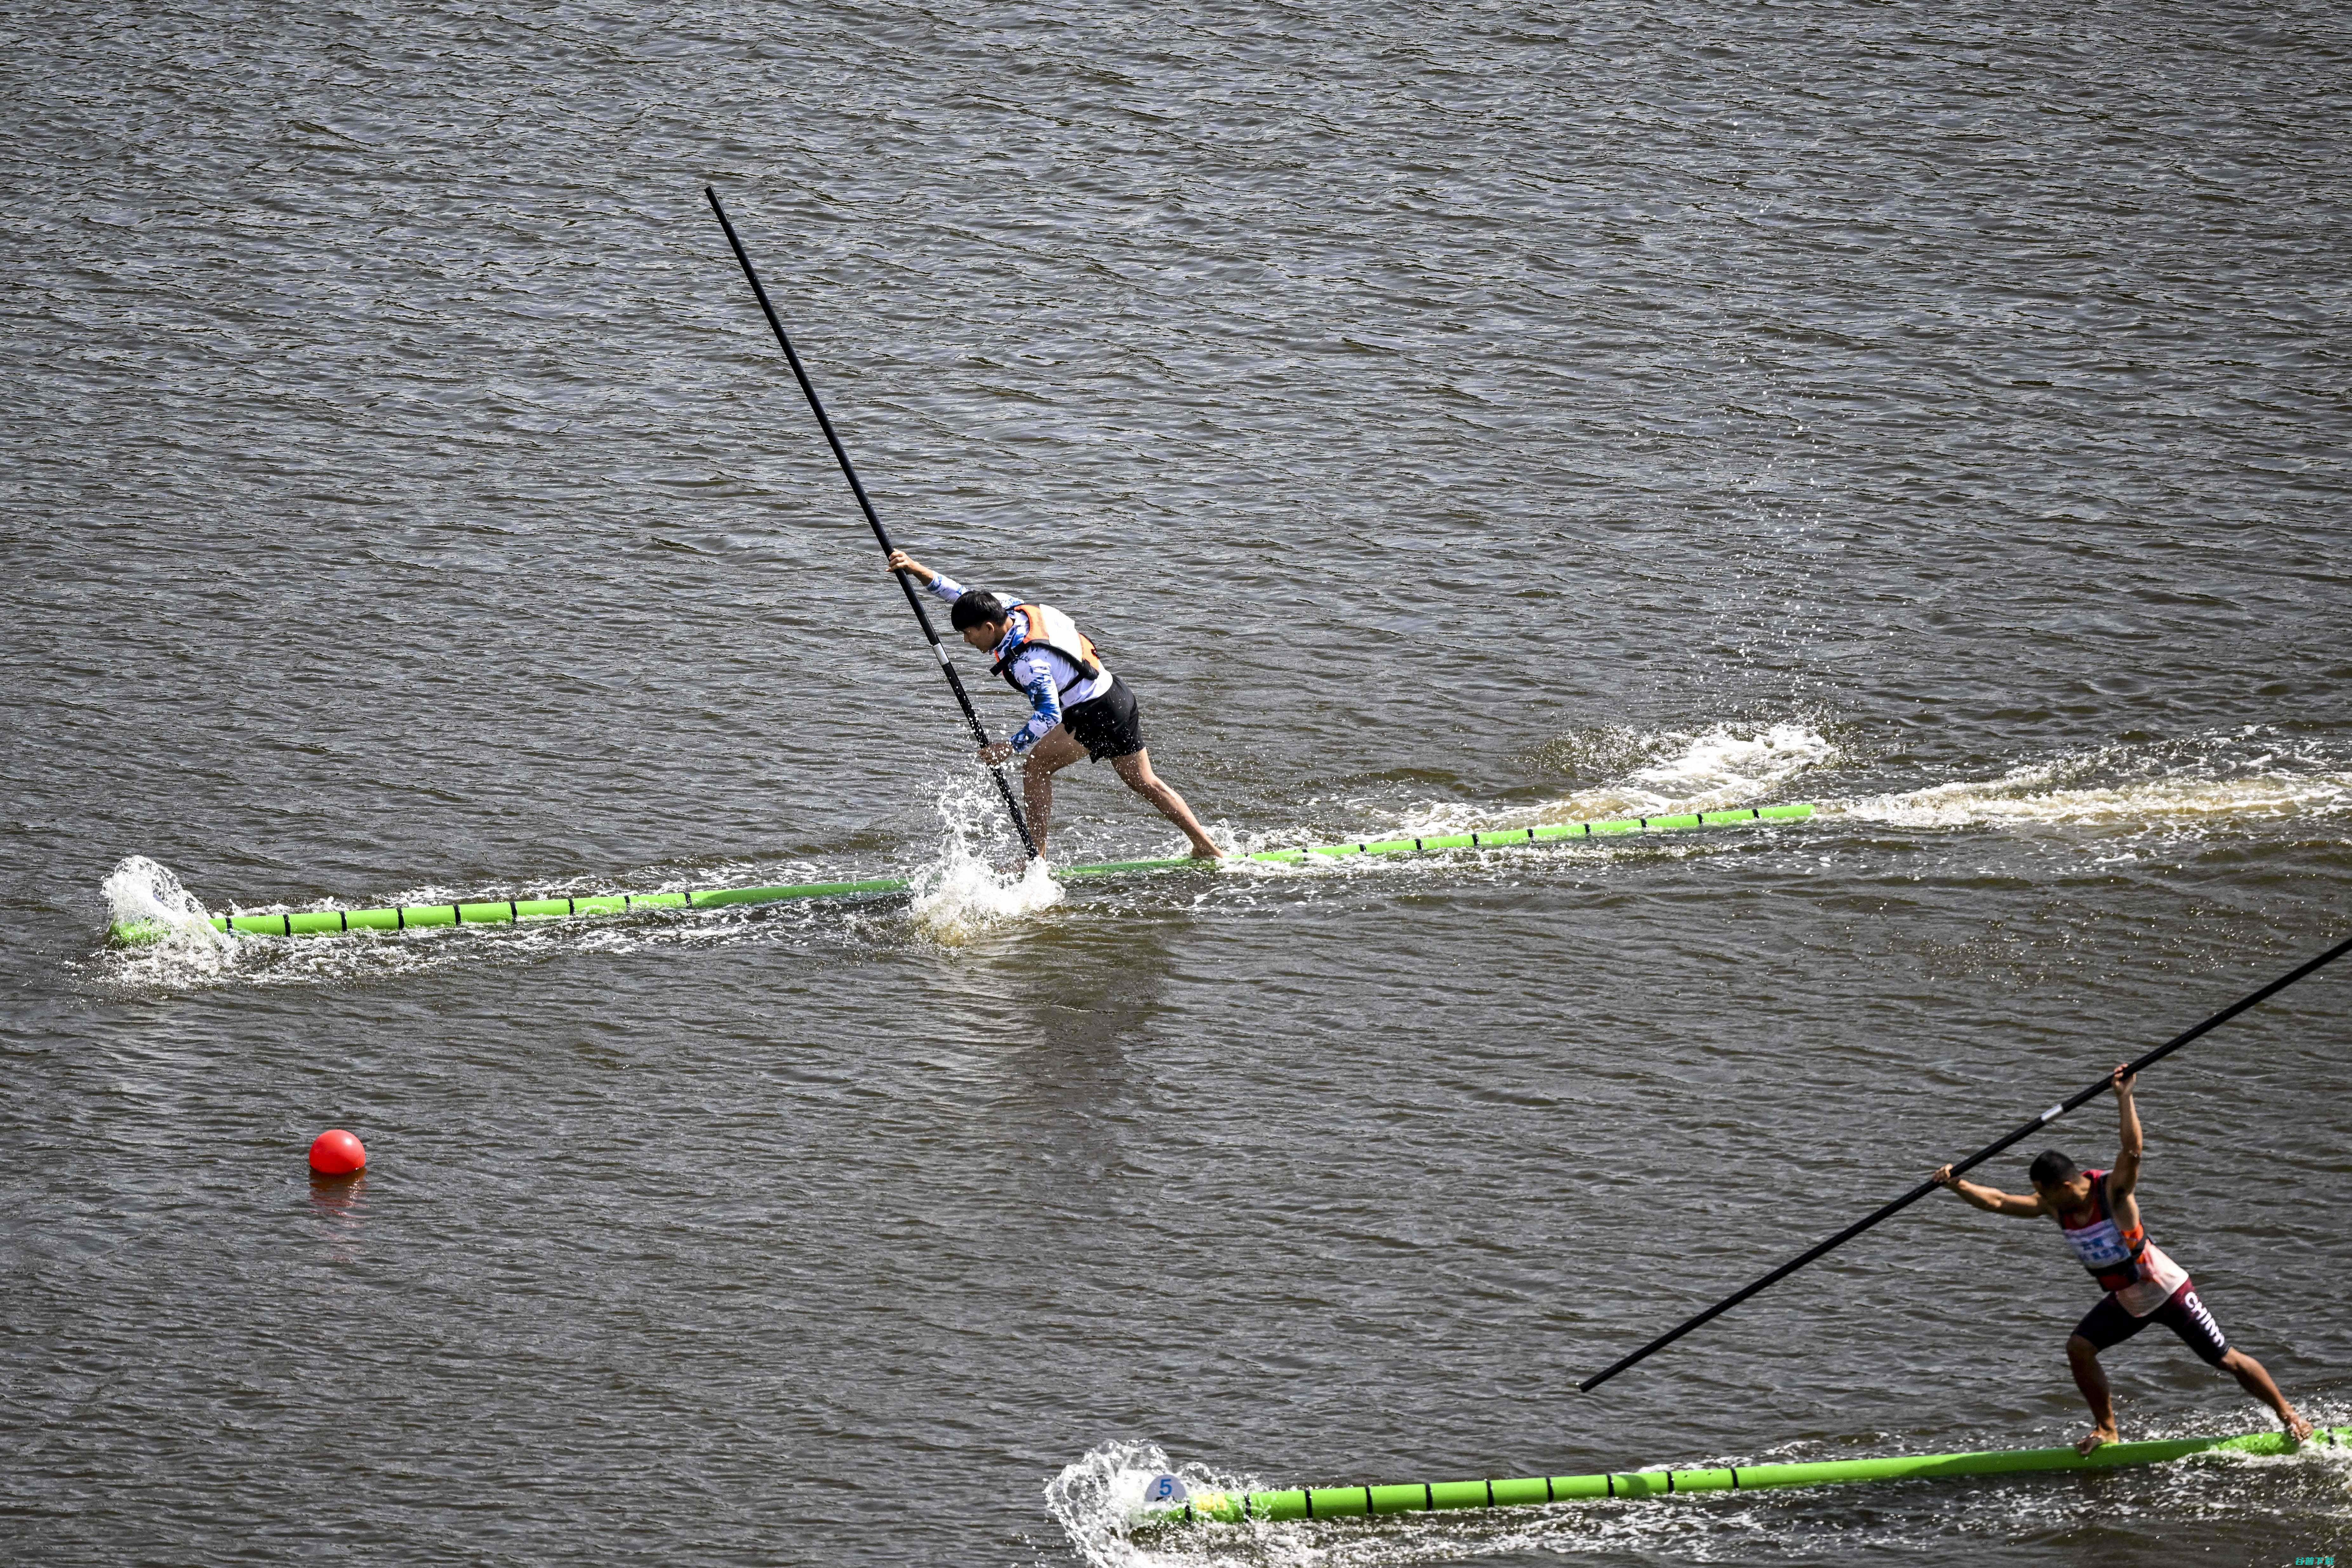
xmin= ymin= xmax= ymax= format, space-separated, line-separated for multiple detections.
xmin=1137 ymin=1425 xmax=2346 ymax=1528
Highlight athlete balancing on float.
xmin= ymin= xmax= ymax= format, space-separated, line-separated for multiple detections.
xmin=1934 ymin=1065 xmax=2312 ymax=1454
xmin=884 ymin=550 xmax=1225 ymax=861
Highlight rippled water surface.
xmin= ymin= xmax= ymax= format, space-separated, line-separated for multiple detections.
xmin=5 ymin=3 xmax=2350 ymax=1564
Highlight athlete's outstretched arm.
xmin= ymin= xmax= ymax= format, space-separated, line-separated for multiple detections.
xmin=885 ymin=548 xmax=942 ymax=588
xmin=1934 ymin=1164 xmax=2046 ymax=1217
xmin=2107 ymin=1064 xmax=2142 ymax=1199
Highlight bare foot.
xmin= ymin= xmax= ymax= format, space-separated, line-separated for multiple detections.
xmin=2285 ymin=1409 xmax=2314 ymax=1444
xmin=2075 ymin=1425 xmax=2118 ymax=1456
xmin=1189 ymin=844 xmax=1228 ymax=860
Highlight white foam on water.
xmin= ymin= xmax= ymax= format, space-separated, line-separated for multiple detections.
xmin=909 ymin=852 xmax=1065 ymax=943
xmin=1531 ymin=720 xmax=1838 ymax=824
xmin=1832 ymin=763 xmax=2352 ymax=832
xmin=1045 ymin=1441 xmax=1252 ymax=1568
xmin=906 ymin=774 xmax=1066 ymax=944
xmin=1622 ymin=721 xmax=1839 ymax=804
xmin=101 ymin=855 xmax=224 ymax=942
xmin=99 ymin=855 xmax=238 ymax=978
xmin=1402 ymin=722 xmax=1838 ymax=838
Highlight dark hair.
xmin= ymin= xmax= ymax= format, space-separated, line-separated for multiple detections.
xmin=2028 ymin=1150 xmax=2078 ymax=1189
xmin=949 ymin=591 xmax=1009 ymax=633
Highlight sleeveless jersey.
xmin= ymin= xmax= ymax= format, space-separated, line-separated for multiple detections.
xmin=2056 ymin=1168 xmax=2188 ymax=1316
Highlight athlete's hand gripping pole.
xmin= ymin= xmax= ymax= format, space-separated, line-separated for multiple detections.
xmin=704 ymin=185 xmax=1040 ymax=860
xmin=1579 ymin=931 xmax=2352 ymax=1393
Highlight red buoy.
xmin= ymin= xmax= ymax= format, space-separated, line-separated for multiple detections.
xmin=308 ymin=1128 xmax=367 ymax=1176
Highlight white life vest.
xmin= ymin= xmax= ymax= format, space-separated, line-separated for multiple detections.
xmin=988 ymin=601 xmax=1103 ymax=698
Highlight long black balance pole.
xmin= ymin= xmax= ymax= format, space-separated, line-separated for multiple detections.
xmin=1581 ymin=931 xmax=2352 ymax=1393
xmin=704 ymin=185 xmax=1039 ymax=860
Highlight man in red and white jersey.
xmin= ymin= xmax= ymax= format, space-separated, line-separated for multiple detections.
xmin=1934 ymin=1065 xmax=2311 ymax=1455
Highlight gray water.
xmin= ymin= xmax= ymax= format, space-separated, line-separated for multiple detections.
xmin=5 ymin=3 xmax=2350 ymax=1563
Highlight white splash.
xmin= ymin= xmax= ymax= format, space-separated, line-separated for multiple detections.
xmin=905 ymin=775 xmax=1066 ymax=943
xmin=101 ymin=855 xmax=231 ymax=951
xmin=908 ymin=852 xmax=1065 ymax=943
xmin=1832 ymin=763 xmax=2352 ymax=831
xmin=1045 ymin=1440 xmax=1235 ymax=1568
xmin=99 ymin=855 xmax=239 ymax=981
xmin=1621 ymin=721 xmax=1836 ymax=806
xmin=1404 ymin=722 xmax=1836 ymax=836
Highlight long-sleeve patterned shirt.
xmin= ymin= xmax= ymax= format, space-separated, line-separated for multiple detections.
xmin=923 ymin=573 xmax=1114 ymax=753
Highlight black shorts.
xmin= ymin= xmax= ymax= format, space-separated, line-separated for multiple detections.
xmin=2073 ymin=1279 xmax=2230 ymax=1366
xmin=1060 ymin=676 xmax=1145 ymax=763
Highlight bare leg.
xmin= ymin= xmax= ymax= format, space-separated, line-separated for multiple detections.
xmin=1020 ymin=728 xmax=1088 ymax=859
xmin=1110 ymin=749 xmax=1225 ymax=858
xmin=2067 ymin=1335 xmax=2121 ymax=1454
xmin=2217 ymin=1348 xmax=2311 ymax=1442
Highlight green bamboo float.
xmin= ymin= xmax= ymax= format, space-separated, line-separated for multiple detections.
xmin=107 ymin=803 xmax=1814 ymax=944
xmin=1138 ymin=1425 xmax=2348 ymax=1528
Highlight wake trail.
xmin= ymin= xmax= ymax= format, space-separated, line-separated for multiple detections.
xmin=1826 ymin=764 xmax=2352 ymax=831
xmin=1499 ymin=724 xmax=2351 ymax=837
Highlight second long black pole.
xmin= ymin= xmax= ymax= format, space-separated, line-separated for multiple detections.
xmin=1581 ymin=930 xmax=2352 ymax=1392
xmin=705 ymin=185 xmax=1038 ymax=860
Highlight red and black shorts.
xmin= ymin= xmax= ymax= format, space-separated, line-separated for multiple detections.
xmin=2073 ymin=1279 xmax=2230 ymax=1366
